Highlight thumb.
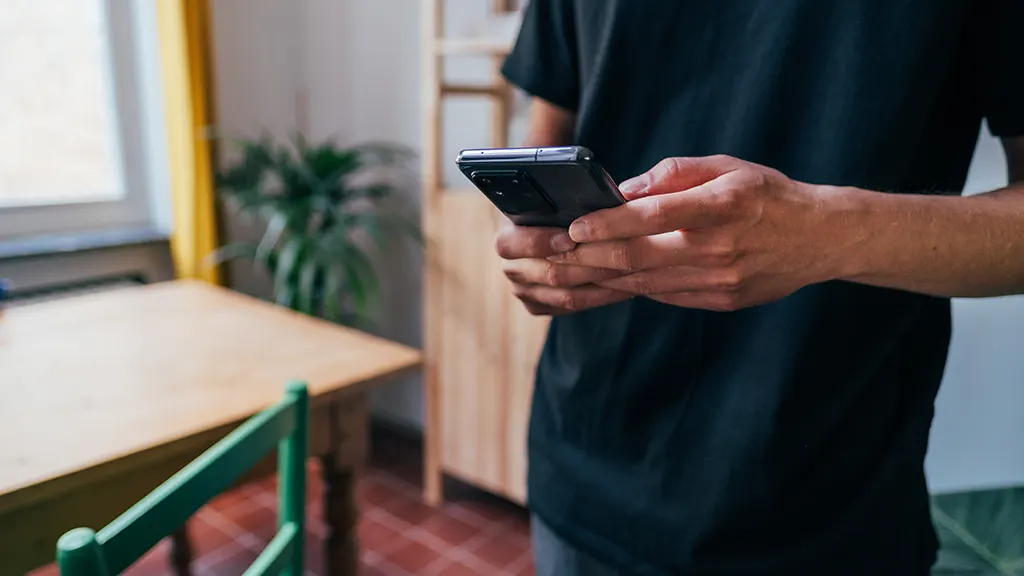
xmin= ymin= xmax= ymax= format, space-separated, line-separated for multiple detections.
xmin=618 ymin=155 xmax=739 ymax=200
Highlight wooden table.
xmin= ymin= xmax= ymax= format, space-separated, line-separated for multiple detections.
xmin=0 ymin=280 xmax=421 ymax=576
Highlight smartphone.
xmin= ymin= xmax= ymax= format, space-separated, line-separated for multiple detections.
xmin=455 ymin=146 xmax=626 ymax=228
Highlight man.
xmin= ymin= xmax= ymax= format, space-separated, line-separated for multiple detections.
xmin=495 ymin=1 xmax=1024 ymax=575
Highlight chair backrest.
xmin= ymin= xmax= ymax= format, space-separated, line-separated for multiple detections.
xmin=56 ymin=381 xmax=310 ymax=576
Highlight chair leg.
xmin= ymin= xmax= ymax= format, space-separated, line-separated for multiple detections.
xmin=170 ymin=526 xmax=193 ymax=576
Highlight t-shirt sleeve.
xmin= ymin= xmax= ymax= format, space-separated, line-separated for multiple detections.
xmin=980 ymin=0 xmax=1024 ymax=137
xmin=500 ymin=0 xmax=579 ymax=111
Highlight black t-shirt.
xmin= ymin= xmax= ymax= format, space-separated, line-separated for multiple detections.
xmin=501 ymin=1 xmax=1023 ymax=575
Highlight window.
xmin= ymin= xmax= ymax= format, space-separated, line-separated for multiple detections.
xmin=0 ymin=0 xmax=166 ymax=240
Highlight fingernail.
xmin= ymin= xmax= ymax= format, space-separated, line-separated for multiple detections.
xmin=619 ymin=178 xmax=646 ymax=195
xmin=550 ymin=233 xmax=576 ymax=253
xmin=568 ymin=220 xmax=589 ymax=242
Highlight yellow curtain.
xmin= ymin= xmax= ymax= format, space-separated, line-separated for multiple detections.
xmin=157 ymin=0 xmax=221 ymax=285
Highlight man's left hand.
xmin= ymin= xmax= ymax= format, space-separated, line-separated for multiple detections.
xmin=549 ymin=155 xmax=856 ymax=311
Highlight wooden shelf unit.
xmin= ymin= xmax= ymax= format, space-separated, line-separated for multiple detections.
xmin=421 ymin=0 xmax=548 ymax=507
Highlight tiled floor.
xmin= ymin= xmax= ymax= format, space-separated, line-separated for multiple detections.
xmin=31 ymin=426 xmax=533 ymax=576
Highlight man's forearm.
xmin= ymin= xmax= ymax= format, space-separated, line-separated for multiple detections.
xmin=827 ymin=184 xmax=1024 ymax=298
xmin=522 ymin=97 xmax=577 ymax=149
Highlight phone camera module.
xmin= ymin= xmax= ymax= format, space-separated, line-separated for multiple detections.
xmin=472 ymin=171 xmax=553 ymax=216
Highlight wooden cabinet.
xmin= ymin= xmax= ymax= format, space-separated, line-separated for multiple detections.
xmin=421 ymin=0 xmax=543 ymax=505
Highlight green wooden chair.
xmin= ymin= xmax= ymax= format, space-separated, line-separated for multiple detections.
xmin=56 ymin=381 xmax=310 ymax=576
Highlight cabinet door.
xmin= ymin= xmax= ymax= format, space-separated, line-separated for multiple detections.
xmin=503 ymin=291 xmax=547 ymax=503
xmin=436 ymin=193 xmax=512 ymax=494
xmin=434 ymin=192 xmax=549 ymax=503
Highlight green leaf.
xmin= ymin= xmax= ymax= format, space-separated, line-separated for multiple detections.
xmin=351 ymin=141 xmax=416 ymax=167
xmin=931 ymin=486 xmax=1024 ymax=575
xmin=256 ymin=211 xmax=289 ymax=264
xmin=322 ymin=263 xmax=344 ymax=323
xmin=203 ymin=242 xmax=258 ymax=268
xmin=295 ymin=256 xmax=322 ymax=316
xmin=342 ymin=244 xmax=379 ymax=325
xmin=273 ymin=237 xmax=305 ymax=308
xmin=345 ymin=211 xmax=423 ymax=251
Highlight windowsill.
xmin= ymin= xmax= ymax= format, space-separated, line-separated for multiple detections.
xmin=0 ymin=227 xmax=170 ymax=262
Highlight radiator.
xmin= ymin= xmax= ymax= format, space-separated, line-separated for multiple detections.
xmin=3 ymin=275 xmax=145 ymax=308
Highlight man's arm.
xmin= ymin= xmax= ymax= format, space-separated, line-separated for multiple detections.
xmin=521 ymin=97 xmax=577 ymax=148
xmin=543 ymin=138 xmax=1024 ymax=312
xmin=832 ymin=136 xmax=1024 ymax=298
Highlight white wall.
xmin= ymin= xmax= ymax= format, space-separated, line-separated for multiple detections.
xmin=209 ymin=1 xmax=1024 ymax=490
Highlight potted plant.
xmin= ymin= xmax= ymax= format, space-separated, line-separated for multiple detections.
xmin=931 ymin=484 xmax=1024 ymax=574
xmin=209 ymin=133 xmax=422 ymax=329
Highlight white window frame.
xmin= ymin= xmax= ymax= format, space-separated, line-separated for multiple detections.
xmin=0 ymin=0 xmax=170 ymax=240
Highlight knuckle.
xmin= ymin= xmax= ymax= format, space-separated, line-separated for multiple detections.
xmin=705 ymin=237 xmax=739 ymax=266
xmin=502 ymin=261 xmax=526 ymax=284
xmin=658 ymin=156 xmax=685 ymax=177
xmin=610 ymin=244 xmax=637 ymax=271
xmin=555 ymin=249 xmax=579 ymax=265
xmin=554 ymin=290 xmax=579 ymax=312
xmin=716 ymin=267 xmax=745 ymax=291
xmin=656 ymin=157 xmax=695 ymax=183
xmin=714 ymin=187 xmax=743 ymax=213
xmin=544 ymin=263 xmax=570 ymax=287
xmin=628 ymin=275 xmax=655 ymax=295
xmin=642 ymin=196 xmax=672 ymax=229
xmin=752 ymin=170 xmax=774 ymax=190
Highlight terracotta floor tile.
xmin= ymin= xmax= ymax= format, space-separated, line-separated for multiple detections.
xmin=358 ymin=515 xmax=409 ymax=555
xmin=434 ymin=559 xmax=485 ymax=576
xmin=208 ymin=488 xmax=252 ymax=514
xmin=468 ymin=531 xmax=530 ymax=570
xmin=379 ymin=494 xmax=441 ymax=527
xmin=201 ymin=543 xmax=262 ymax=576
xmin=359 ymin=565 xmax=398 ymax=576
xmin=513 ymin=557 xmax=535 ymax=576
xmin=382 ymin=539 xmax=447 ymax=574
xmin=113 ymin=539 xmax=171 ymax=576
xmin=229 ymin=502 xmax=279 ymax=544
xmin=420 ymin=513 xmax=483 ymax=548
xmin=360 ymin=477 xmax=406 ymax=508
xmin=188 ymin=515 xmax=239 ymax=557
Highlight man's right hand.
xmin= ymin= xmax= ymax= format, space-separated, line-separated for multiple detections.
xmin=495 ymin=221 xmax=632 ymax=316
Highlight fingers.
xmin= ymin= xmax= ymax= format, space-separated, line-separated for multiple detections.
xmin=549 ymin=230 xmax=736 ymax=272
xmin=520 ymin=299 xmax=569 ymax=316
xmin=503 ymin=258 xmax=623 ymax=288
xmin=595 ymin=266 xmax=743 ymax=295
xmin=569 ymin=176 xmax=742 ymax=243
xmin=647 ymin=291 xmax=743 ymax=313
xmin=511 ymin=283 xmax=631 ymax=314
xmin=618 ymin=155 xmax=740 ymax=199
xmin=495 ymin=222 xmax=577 ymax=260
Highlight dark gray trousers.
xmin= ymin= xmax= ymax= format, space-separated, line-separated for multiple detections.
xmin=531 ymin=514 xmax=621 ymax=576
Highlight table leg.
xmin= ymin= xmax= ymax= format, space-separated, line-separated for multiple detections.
xmin=170 ymin=526 xmax=193 ymax=576
xmin=320 ymin=453 xmax=358 ymax=576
